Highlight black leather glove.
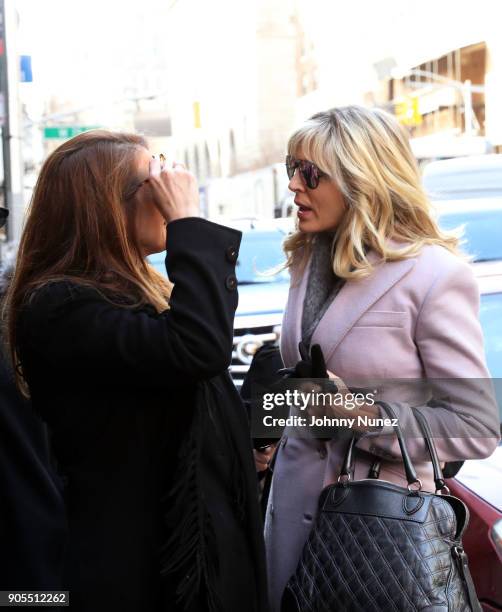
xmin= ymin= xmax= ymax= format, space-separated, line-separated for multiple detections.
xmin=278 ymin=341 xmax=334 ymax=385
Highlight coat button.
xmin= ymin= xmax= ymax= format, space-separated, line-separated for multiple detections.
xmin=226 ymin=246 xmax=239 ymax=263
xmin=225 ymin=274 xmax=238 ymax=291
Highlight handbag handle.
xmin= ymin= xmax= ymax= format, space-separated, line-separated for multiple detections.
xmin=338 ymin=401 xmax=421 ymax=491
xmin=413 ymin=409 xmax=450 ymax=494
xmin=338 ymin=431 xmax=357 ymax=482
xmin=339 ymin=402 xmax=451 ymax=494
xmin=377 ymin=401 xmax=422 ymax=489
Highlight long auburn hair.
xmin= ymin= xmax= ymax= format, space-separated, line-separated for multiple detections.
xmin=284 ymin=105 xmax=461 ymax=279
xmin=5 ymin=129 xmax=172 ymax=393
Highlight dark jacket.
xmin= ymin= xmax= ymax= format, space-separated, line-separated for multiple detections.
xmin=0 ymin=259 xmax=67 ymax=590
xmin=16 ymin=218 xmax=268 ymax=612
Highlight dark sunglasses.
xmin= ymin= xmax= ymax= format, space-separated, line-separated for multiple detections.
xmin=0 ymin=207 xmax=8 ymax=229
xmin=285 ymin=154 xmax=327 ymax=189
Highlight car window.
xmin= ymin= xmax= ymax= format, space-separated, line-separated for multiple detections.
xmin=438 ymin=209 xmax=502 ymax=262
xmin=235 ymin=230 xmax=289 ymax=284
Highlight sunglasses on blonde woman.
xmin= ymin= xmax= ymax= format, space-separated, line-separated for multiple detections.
xmin=285 ymin=155 xmax=327 ymax=190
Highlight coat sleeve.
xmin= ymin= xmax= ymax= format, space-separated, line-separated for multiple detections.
xmin=19 ymin=218 xmax=242 ymax=389
xmin=357 ymin=258 xmax=501 ymax=463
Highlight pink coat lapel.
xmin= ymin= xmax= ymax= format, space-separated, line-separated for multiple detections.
xmin=282 ymin=244 xmax=417 ymax=366
xmin=310 ymin=256 xmax=416 ymax=364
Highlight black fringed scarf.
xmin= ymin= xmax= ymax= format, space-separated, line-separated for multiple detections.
xmin=159 ymin=377 xmax=263 ymax=612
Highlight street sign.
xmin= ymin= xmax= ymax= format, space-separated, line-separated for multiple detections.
xmin=43 ymin=126 xmax=101 ymax=139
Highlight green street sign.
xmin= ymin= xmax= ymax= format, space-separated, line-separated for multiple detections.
xmin=43 ymin=126 xmax=101 ymax=139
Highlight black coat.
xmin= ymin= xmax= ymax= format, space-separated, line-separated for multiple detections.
xmin=0 ymin=263 xmax=66 ymax=591
xmin=16 ymin=218 xmax=268 ymax=612
xmin=0 ymin=357 xmax=67 ymax=591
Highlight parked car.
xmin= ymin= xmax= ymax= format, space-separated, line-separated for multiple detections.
xmin=448 ymin=474 xmax=502 ymax=611
xmin=423 ymin=155 xmax=502 ymax=263
xmin=423 ymin=154 xmax=502 ymax=201
xmin=437 ymin=198 xmax=502 ymax=263
xmin=410 ymin=155 xmax=502 ymax=609
xmin=448 ymin=262 xmax=502 ymax=611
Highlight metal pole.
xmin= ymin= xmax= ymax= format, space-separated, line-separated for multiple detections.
xmin=0 ymin=0 xmax=23 ymax=250
xmin=0 ymin=0 xmax=11 ymax=235
xmin=462 ymin=79 xmax=474 ymax=137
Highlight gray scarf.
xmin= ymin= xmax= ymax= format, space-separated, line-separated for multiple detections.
xmin=301 ymin=233 xmax=345 ymax=349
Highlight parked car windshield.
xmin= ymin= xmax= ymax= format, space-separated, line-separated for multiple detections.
xmin=235 ymin=229 xmax=289 ymax=284
xmin=438 ymin=206 xmax=502 ymax=262
xmin=479 ymin=291 xmax=502 ymax=423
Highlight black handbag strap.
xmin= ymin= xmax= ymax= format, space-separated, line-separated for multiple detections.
xmin=413 ymin=409 xmax=449 ymax=493
xmin=412 ymin=411 xmax=481 ymax=608
xmin=338 ymin=431 xmax=357 ymax=481
xmin=340 ymin=402 xmax=462 ymax=493
xmin=339 ymin=402 xmax=421 ymax=489
xmin=376 ymin=401 xmax=421 ymax=487
xmin=453 ymin=546 xmax=483 ymax=612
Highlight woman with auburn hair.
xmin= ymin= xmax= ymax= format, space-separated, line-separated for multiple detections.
xmin=260 ymin=106 xmax=500 ymax=611
xmin=6 ymin=130 xmax=268 ymax=612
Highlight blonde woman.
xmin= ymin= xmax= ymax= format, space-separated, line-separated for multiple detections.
xmin=263 ymin=106 xmax=500 ymax=611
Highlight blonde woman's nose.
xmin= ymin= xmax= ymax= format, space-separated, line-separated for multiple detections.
xmin=288 ymin=169 xmax=305 ymax=192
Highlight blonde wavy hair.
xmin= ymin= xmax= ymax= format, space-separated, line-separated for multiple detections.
xmin=284 ymin=105 xmax=460 ymax=279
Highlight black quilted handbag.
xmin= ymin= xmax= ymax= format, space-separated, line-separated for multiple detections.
xmin=281 ymin=402 xmax=482 ymax=612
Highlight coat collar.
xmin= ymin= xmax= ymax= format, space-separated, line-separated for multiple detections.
xmin=282 ymin=240 xmax=416 ymax=365
xmin=281 ymin=256 xmax=312 ymax=366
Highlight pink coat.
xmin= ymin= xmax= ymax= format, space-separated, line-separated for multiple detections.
xmin=264 ymin=241 xmax=500 ymax=612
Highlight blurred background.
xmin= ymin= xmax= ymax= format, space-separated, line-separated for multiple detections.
xmin=1 ymin=0 xmax=501 ymax=242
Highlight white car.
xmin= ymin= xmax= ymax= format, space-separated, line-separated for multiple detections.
xmin=435 ymin=197 xmax=502 ymax=263
xmin=423 ymin=154 xmax=502 ymax=201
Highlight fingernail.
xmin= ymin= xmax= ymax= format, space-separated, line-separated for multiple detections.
xmin=150 ymin=157 xmax=161 ymax=174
